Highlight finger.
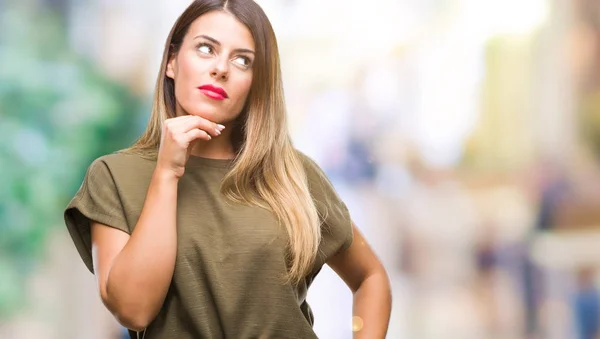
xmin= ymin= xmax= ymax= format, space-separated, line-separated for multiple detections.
xmin=164 ymin=115 xmax=196 ymax=131
xmin=167 ymin=116 xmax=223 ymax=137
xmin=184 ymin=128 xmax=212 ymax=143
xmin=163 ymin=116 xmax=192 ymax=138
xmin=183 ymin=116 xmax=225 ymax=137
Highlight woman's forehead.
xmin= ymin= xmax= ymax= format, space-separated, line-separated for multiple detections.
xmin=186 ymin=11 xmax=255 ymax=50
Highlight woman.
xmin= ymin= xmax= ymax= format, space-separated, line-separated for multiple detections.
xmin=64 ymin=1 xmax=391 ymax=338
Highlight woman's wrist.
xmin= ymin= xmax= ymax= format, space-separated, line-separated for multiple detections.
xmin=153 ymin=166 xmax=181 ymax=183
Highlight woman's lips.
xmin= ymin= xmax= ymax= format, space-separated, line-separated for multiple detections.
xmin=198 ymin=84 xmax=228 ymax=101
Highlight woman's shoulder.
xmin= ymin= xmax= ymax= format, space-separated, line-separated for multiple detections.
xmin=85 ymin=149 xmax=157 ymax=182
xmin=96 ymin=149 xmax=156 ymax=166
xmin=294 ymin=150 xmax=329 ymax=184
xmin=295 ymin=150 xmax=318 ymax=172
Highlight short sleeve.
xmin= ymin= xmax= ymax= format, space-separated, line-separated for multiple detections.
xmin=64 ymin=157 xmax=130 ymax=273
xmin=300 ymin=153 xmax=354 ymax=260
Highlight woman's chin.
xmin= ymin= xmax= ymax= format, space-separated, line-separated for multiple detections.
xmin=187 ymin=108 xmax=240 ymax=124
xmin=186 ymin=107 xmax=220 ymax=122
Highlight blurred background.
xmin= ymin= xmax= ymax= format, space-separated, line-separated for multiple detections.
xmin=2 ymin=0 xmax=600 ymax=338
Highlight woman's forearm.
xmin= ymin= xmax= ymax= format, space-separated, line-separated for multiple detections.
xmin=352 ymin=269 xmax=392 ymax=339
xmin=104 ymin=169 xmax=179 ymax=329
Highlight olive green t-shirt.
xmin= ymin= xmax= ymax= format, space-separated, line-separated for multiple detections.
xmin=64 ymin=151 xmax=353 ymax=338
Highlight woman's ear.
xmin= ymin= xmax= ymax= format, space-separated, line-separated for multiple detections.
xmin=166 ymin=55 xmax=176 ymax=80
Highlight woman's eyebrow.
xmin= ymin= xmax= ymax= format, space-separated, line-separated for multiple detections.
xmin=193 ymin=34 xmax=255 ymax=54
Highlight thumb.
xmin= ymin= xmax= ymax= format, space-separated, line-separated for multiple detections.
xmin=187 ymin=139 xmax=199 ymax=157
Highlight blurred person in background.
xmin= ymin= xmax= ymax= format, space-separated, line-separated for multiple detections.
xmin=62 ymin=1 xmax=391 ymax=338
xmin=524 ymin=159 xmax=570 ymax=338
xmin=573 ymin=267 xmax=600 ymax=339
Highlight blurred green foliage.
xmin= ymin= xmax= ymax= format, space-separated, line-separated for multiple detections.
xmin=0 ymin=3 xmax=145 ymax=318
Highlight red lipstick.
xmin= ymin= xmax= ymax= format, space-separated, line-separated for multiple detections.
xmin=198 ymin=84 xmax=228 ymax=100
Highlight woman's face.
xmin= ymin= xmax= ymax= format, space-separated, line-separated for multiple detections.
xmin=166 ymin=11 xmax=255 ymax=124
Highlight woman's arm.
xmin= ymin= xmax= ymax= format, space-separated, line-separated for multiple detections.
xmin=91 ymin=169 xmax=179 ymax=331
xmin=91 ymin=116 xmax=223 ymax=331
xmin=327 ymin=223 xmax=392 ymax=339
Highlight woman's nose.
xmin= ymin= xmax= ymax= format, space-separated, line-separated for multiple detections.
xmin=210 ymin=59 xmax=229 ymax=81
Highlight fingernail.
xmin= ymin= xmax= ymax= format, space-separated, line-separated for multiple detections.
xmin=217 ymin=124 xmax=225 ymax=130
xmin=215 ymin=129 xmax=221 ymax=136
xmin=207 ymin=135 xmax=212 ymax=140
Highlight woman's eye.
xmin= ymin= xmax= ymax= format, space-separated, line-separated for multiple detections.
xmin=198 ymin=44 xmax=212 ymax=54
xmin=233 ymin=56 xmax=251 ymax=67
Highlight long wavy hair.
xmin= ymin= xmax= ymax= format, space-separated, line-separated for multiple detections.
xmin=125 ymin=0 xmax=321 ymax=285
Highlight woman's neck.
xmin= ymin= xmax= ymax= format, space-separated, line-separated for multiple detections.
xmin=189 ymin=132 xmax=236 ymax=159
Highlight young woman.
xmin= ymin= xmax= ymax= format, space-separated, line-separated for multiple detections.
xmin=64 ymin=1 xmax=391 ymax=338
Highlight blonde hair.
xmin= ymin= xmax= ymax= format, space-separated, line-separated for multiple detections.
xmin=125 ymin=0 xmax=320 ymax=285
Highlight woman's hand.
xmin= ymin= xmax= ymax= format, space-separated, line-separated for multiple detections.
xmin=156 ymin=115 xmax=225 ymax=178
